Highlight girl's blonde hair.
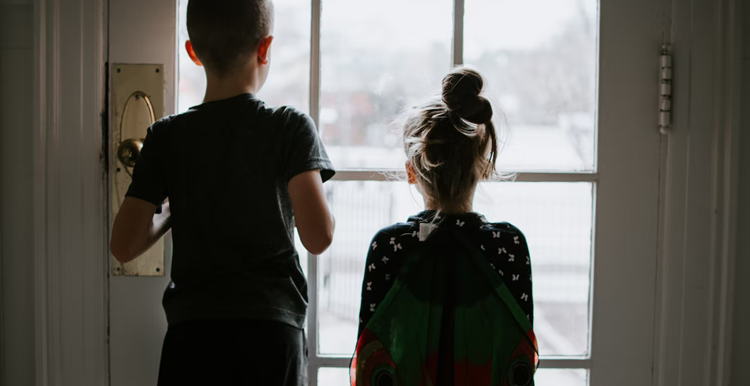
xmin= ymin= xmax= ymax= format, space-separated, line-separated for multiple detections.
xmin=403 ymin=67 xmax=498 ymax=211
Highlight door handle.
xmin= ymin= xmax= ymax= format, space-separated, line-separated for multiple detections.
xmin=117 ymin=138 xmax=143 ymax=168
xmin=111 ymin=63 xmax=165 ymax=276
xmin=116 ymin=90 xmax=154 ymax=174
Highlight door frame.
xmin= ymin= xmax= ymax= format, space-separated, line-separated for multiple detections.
xmin=26 ymin=0 xmax=742 ymax=384
xmin=31 ymin=0 xmax=108 ymax=384
xmin=651 ymin=0 xmax=743 ymax=384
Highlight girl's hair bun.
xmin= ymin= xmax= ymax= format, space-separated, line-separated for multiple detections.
xmin=441 ymin=68 xmax=493 ymax=125
xmin=400 ymin=67 xmax=499 ymax=212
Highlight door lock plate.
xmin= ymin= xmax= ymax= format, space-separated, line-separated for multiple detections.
xmin=111 ymin=63 xmax=165 ymax=276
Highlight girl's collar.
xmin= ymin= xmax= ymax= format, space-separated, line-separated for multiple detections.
xmin=407 ymin=210 xmax=489 ymax=228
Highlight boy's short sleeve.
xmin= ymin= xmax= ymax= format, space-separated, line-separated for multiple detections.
xmin=284 ymin=112 xmax=335 ymax=182
xmin=125 ymin=123 xmax=168 ymax=207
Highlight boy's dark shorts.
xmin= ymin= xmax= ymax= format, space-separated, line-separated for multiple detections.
xmin=157 ymin=319 xmax=307 ymax=386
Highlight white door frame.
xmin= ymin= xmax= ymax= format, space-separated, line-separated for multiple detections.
xmin=651 ymin=0 xmax=743 ymax=384
xmin=26 ymin=0 xmax=742 ymax=384
xmin=31 ymin=0 xmax=108 ymax=384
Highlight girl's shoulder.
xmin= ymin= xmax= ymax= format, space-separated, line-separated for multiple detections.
xmin=369 ymin=222 xmax=420 ymax=244
xmin=366 ymin=222 xmax=421 ymax=261
xmin=475 ymin=221 xmax=529 ymax=247
xmin=479 ymin=221 xmax=526 ymax=236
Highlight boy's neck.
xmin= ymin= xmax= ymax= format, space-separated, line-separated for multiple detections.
xmin=203 ymin=66 xmax=263 ymax=103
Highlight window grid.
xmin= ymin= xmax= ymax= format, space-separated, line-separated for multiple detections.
xmin=452 ymin=0 xmax=464 ymax=66
xmin=332 ymin=171 xmax=599 ymax=182
xmin=305 ymin=0 xmax=594 ymax=382
xmin=307 ymin=0 xmax=322 ymax=382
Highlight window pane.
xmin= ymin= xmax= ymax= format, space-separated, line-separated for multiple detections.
xmin=473 ymin=182 xmax=593 ymax=356
xmin=295 ymin=228 xmax=307 ymax=278
xmin=320 ymin=0 xmax=452 ymax=169
xmin=177 ymin=0 xmax=204 ymax=112
xmin=178 ymin=0 xmax=310 ymax=113
xmin=318 ymin=182 xmax=421 ymax=355
xmin=318 ymin=367 xmax=588 ymax=386
xmin=535 ymin=369 xmax=589 ymax=386
xmin=317 ymin=181 xmax=592 ymax=357
xmin=318 ymin=367 xmax=350 ymax=386
xmin=465 ymin=0 xmax=599 ymax=172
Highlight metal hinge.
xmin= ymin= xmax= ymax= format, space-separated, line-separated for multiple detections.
xmin=659 ymin=44 xmax=673 ymax=134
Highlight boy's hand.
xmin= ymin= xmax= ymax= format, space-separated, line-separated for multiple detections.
xmin=288 ymin=170 xmax=335 ymax=255
xmin=110 ymin=197 xmax=172 ymax=263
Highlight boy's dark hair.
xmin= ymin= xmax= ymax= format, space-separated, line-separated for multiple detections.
xmin=187 ymin=0 xmax=274 ymax=75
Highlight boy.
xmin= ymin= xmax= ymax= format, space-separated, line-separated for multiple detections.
xmin=110 ymin=0 xmax=335 ymax=384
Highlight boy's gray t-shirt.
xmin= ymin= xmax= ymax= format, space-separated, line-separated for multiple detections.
xmin=125 ymin=93 xmax=335 ymax=329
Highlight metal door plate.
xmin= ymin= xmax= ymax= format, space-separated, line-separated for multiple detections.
xmin=111 ymin=63 xmax=165 ymax=276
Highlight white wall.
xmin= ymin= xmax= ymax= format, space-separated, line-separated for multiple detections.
xmin=0 ymin=0 xmax=36 ymax=385
xmin=730 ymin=1 xmax=750 ymax=384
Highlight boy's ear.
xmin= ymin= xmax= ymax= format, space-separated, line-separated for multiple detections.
xmin=185 ymin=40 xmax=202 ymax=66
xmin=406 ymin=162 xmax=417 ymax=185
xmin=257 ymin=35 xmax=274 ymax=65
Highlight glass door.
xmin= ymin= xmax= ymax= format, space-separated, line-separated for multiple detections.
xmin=109 ymin=0 xmax=667 ymax=385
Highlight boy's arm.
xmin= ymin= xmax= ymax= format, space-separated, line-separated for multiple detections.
xmin=110 ymin=198 xmax=171 ymax=263
xmin=112 ymin=119 xmax=170 ymax=263
xmin=288 ymin=170 xmax=335 ymax=255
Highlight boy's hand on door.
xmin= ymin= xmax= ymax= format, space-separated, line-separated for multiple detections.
xmin=111 ymin=197 xmax=172 ymax=263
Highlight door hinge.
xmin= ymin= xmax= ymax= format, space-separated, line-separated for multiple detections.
xmin=659 ymin=44 xmax=673 ymax=134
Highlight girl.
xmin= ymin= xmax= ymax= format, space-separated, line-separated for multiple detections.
xmin=351 ymin=67 xmax=538 ymax=386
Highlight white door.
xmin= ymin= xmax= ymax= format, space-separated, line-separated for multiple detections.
xmin=108 ymin=0 xmax=667 ymax=385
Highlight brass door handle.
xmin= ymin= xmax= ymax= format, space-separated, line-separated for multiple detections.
xmin=111 ymin=64 xmax=166 ymax=276
xmin=116 ymin=90 xmax=154 ymax=175
xmin=116 ymin=138 xmax=144 ymax=168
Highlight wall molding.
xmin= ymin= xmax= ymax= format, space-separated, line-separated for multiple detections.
xmin=33 ymin=0 xmax=109 ymax=384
